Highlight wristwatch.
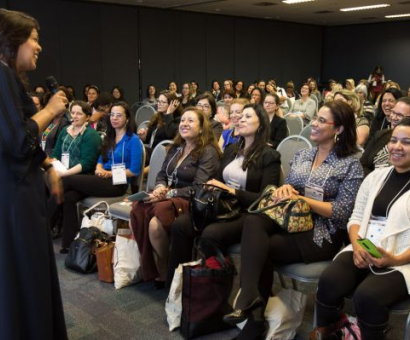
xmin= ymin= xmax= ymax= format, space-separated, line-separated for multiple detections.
xmin=166 ymin=189 xmax=177 ymax=199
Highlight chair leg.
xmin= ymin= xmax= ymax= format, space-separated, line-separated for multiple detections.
xmin=278 ymin=273 xmax=287 ymax=289
xmin=404 ymin=311 xmax=410 ymax=340
xmin=291 ymin=278 xmax=298 ymax=291
xmin=313 ymin=301 xmax=318 ymax=328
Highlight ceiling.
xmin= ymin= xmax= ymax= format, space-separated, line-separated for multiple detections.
xmin=84 ymin=0 xmax=410 ymax=26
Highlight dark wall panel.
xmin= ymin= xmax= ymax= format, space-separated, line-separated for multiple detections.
xmin=140 ymin=8 xmax=178 ymax=95
xmin=323 ymin=21 xmax=410 ymax=90
xmin=100 ymin=4 xmax=139 ymax=102
xmin=177 ymin=12 xmax=207 ymax=90
xmin=205 ymin=15 xmax=235 ymax=91
xmin=234 ymin=18 xmax=261 ymax=86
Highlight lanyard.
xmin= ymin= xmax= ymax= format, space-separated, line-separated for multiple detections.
xmin=376 ymin=168 xmax=410 ymax=217
xmin=42 ymin=122 xmax=58 ymax=141
xmin=111 ymin=141 xmax=126 ymax=166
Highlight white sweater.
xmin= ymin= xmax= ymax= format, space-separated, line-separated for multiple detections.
xmin=338 ymin=166 xmax=410 ymax=293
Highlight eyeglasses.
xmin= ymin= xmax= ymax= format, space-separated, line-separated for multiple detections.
xmin=196 ymin=104 xmax=210 ymax=110
xmin=264 ymin=101 xmax=276 ymax=106
xmin=109 ymin=113 xmax=125 ymax=119
xmin=313 ymin=116 xmax=335 ymax=125
xmin=391 ymin=111 xmax=409 ymax=120
xmin=157 ymin=100 xmax=168 ymax=105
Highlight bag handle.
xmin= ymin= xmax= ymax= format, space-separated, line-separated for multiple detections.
xmin=197 ymin=183 xmax=230 ymax=194
xmin=83 ymin=201 xmax=110 ymax=216
xmin=189 ymin=186 xmax=214 ymax=233
xmin=193 ymin=237 xmax=228 ymax=269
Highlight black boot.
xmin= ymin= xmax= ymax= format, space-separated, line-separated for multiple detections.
xmin=316 ymin=298 xmax=344 ymax=327
xmin=358 ymin=319 xmax=388 ymax=340
xmin=310 ymin=299 xmax=346 ymax=340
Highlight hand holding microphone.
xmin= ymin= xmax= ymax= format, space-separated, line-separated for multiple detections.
xmin=44 ymin=76 xmax=68 ymax=116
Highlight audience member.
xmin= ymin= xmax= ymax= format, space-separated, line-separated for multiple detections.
xmin=264 ymin=93 xmax=287 ymax=148
xmin=131 ymin=108 xmax=221 ymax=287
xmin=355 ymin=83 xmax=375 ymax=123
xmin=219 ymin=98 xmax=249 ymax=150
xmin=86 ymin=85 xmax=100 ymax=105
xmin=222 ymin=88 xmax=236 ymax=106
xmin=191 ymin=81 xmax=200 ymax=98
xmin=345 ymin=78 xmax=355 ymax=91
xmin=167 ymin=104 xmax=281 ymax=287
xmin=313 ymin=117 xmax=410 ymax=340
xmin=309 ymin=79 xmax=322 ymax=106
xmin=224 ymin=79 xmax=233 ymax=90
xmin=142 ymin=84 xmax=157 ymax=106
xmin=289 ymin=83 xmax=317 ymax=125
xmin=250 ymin=87 xmax=265 ymax=105
xmin=234 ymin=80 xmax=247 ymax=98
xmin=224 ymin=101 xmax=363 ymax=340
xmin=59 ymin=101 xmax=142 ymax=253
xmin=211 ymin=80 xmax=221 ymax=101
xmin=168 ymin=81 xmax=178 ymax=95
xmin=195 ymin=92 xmax=223 ymax=140
xmin=180 ymin=82 xmax=194 ymax=109
xmin=361 ymin=97 xmax=410 ymax=176
xmin=112 ymin=85 xmax=126 ymax=102
xmin=89 ymin=92 xmax=114 ymax=132
xmin=368 ymin=65 xmax=385 ymax=102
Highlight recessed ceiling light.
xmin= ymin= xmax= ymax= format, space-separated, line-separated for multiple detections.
xmin=340 ymin=4 xmax=390 ymax=12
xmin=385 ymin=13 xmax=410 ymax=18
xmin=282 ymin=0 xmax=315 ymax=4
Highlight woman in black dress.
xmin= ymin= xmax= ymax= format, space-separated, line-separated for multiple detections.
xmin=0 ymin=9 xmax=68 ymax=339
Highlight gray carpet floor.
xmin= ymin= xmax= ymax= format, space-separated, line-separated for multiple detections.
xmin=54 ymin=239 xmax=406 ymax=340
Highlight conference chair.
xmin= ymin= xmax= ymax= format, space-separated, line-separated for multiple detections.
xmin=277 ymin=135 xmax=312 ymax=179
xmin=284 ymin=113 xmax=304 ymax=135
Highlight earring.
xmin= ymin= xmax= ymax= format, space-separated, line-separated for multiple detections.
xmin=334 ymin=133 xmax=339 ymax=143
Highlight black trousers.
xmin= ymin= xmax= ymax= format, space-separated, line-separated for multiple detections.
xmin=317 ymin=251 xmax=409 ymax=326
xmin=60 ymin=175 xmax=127 ymax=248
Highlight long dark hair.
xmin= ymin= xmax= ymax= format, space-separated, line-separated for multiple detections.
xmin=173 ymin=107 xmax=222 ymax=161
xmin=101 ymin=101 xmax=135 ymax=162
xmin=0 ymin=9 xmax=39 ymax=86
xmin=194 ymin=92 xmax=217 ymax=119
xmin=374 ymin=88 xmax=403 ymax=123
xmin=323 ymin=101 xmax=359 ymax=158
xmin=150 ymin=90 xmax=181 ymax=128
xmin=234 ymin=103 xmax=270 ymax=170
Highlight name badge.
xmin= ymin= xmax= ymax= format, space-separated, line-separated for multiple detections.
xmin=61 ymin=152 xmax=70 ymax=169
xmin=305 ymin=183 xmax=324 ymax=201
xmin=226 ymin=178 xmax=241 ymax=190
xmin=366 ymin=217 xmax=386 ymax=247
xmin=112 ymin=164 xmax=127 ymax=185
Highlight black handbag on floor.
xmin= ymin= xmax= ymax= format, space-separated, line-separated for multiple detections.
xmin=180 ymin=238 xmax=235 ymax=339
xmin=65 ymin=227 xmax=106 ymax=274
xmin=189 ymin=183 xmax=241 ymax=232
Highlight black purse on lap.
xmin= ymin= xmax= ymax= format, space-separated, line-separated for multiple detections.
xmin=189 ymin=183 xmax=241 ymax=232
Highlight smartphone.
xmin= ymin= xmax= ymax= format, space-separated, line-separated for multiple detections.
xmin=357 ymin=238 xmax=382 ymax=259
xmin=127 ymin=191 xmax=150 ymax=202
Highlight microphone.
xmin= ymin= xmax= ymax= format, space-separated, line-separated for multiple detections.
xmin=45 ymin=76 xmax=59 ymax=95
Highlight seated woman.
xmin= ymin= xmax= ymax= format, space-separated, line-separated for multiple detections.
xmin=312 ymin=118 xmax=410 ymax=340
xmin=111 ymin=85 xmax=126 ymax=102
xmin=361 ymin=97 xmax=410 ymax=176
xmin=355 ymin=83 xmax=375 ymax=124
xmin=51 ymin=101 xmax=101 ymax=177
xmin=42 ymin=107 xmax=71 ymax=157
xmin=86 ymin=85 xmax=99 ymax=106
xmin=223 ymin=101 xmax=364 ymax=340
xmin=142 ymin=84 xmax=157 ymax=106
xmin=130 ymin=108 xmax=221 ymax=287
xmin=250 ymin=87 xmax=265 ymax=105
xmin=334 ymin=90 xmax=369 ymax=147
xmin=167 ymin=104 xmax=281 ymax=285
xmin=367 ymin=88 xmax=403 ymax=144
xmin=180 ymin=82 xmax=194 ymax=109
xmin=263 ymin=93 xmax=287 ymax=149
xmin=289 ymin=83 xmax=317 ymax=125
xmin=218 ymin=98 xmax=249 ymax=151
xmin=138 ymin=90 xmax=182 ymax=152
xmin=59 ymin=102 xmax=143 ymax=253
xmin=195 ymin=92 xmax=223 ymax=140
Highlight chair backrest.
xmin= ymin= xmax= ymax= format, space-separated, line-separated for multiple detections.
xmin=277 ymin=135 xmax=312 ymax=179
xmin=131 ymin=101 xmax=143 ymax=115
xmin=130 ymin=138 xmax=147 ymax=193
xmin=284 ymin=113 xmax=304 ymax=135
xmin=135 ymin=105 xmax=156 ymax=127
xmin=137 ymin=120 xmax=150 ymax=132
xmin=299 ymin=123 xmax=317 ymax=147
xmin=146 ymin=140 xmax=174 ymax=192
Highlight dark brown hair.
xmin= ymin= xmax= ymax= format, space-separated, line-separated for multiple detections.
xmin=150 ymin=90 xmax=182 ymax=128
xmin=173 ymin=107 xmax=222 ymax=161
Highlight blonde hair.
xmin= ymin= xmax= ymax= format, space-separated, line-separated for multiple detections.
xmin=334 ymin=89 xmax=363 ymax=117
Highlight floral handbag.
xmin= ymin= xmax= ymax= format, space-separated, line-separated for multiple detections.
xmin=248 ymin=185 xmax=313 ymax=233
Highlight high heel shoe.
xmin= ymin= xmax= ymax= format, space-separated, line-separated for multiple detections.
xmin=223 ymin=296 xmax=265 ymax=325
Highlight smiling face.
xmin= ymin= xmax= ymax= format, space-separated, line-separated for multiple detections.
xmin=237 ymin=107 xmax=260 ymax=138
xmin=182 ymin=83 xmax=190 ymax=97
xmin=300 ymin=85 xmax=310 ymax=97
xmin=388 ymin=125 xmax=410 ymax=173
xmin=229 ymin=103 xmax=244 ymax=127
xmin=179 ymin=110 xmax=200 ymax=142
xmin=212 ymin=81 xmax=220 ymax=91
xmin=16 ymin=29 xmax=42 ymax=72
xmin=390 ymin=102 xmax=410 ymax=128
xmin=223 ymin=81 xmax=232 ymax=90
xmin=112 ymin=88 xmax=121 ymax=99
xmin=381 ymin=92 xmax=397 ymax=118
xmin=251 ymin=90 xmax=262 ymax=104
xmin=70 ymin=105 xmax=89 ymax=127
xmin=169 ymin=82 xmax=177 ymax=93
xmin=310 ymin=106 xmax=343 ymax=145
xmin=109 ymin=105 xmax=127 ymax=130
xmin=235 ymin=82 xmax=243 ymax=92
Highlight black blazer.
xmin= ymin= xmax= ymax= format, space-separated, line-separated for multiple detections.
xmin=360 ymin=129 xmax=392 ymax=177
xmin=269 ymin=115 xmax=288 ymax=149
xmin=216 ymin=143 xmax=281 ymax=209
